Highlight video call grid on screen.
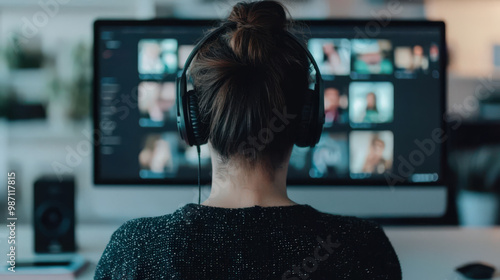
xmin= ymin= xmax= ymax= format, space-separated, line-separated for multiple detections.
xmin=94 ymin=20 xmax=446 ymax=186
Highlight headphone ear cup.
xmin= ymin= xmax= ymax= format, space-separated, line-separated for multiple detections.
xmin=295 ymin=90 xmax=314 ymax=147
xmin=296 ymin=89 xmax=321 ymax=148
xmin=187 ymin=90 xmax=207 ymax=146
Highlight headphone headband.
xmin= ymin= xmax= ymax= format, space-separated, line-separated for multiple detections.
xmin=180 ymin=22 xmax=323 ymax=99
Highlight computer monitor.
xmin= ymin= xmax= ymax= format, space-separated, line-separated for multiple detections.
xmin=93 ymin=20 xmax=448 ymax=220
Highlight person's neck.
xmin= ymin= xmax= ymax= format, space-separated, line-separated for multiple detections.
xmin=201 ymin=158 xmax=296 ymax=209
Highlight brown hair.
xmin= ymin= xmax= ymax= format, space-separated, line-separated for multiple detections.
xmin=190 ymin=1 xmax=310 ymax=173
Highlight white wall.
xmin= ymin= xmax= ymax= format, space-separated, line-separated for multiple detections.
xmin=425 ymin=0 xmax=500 ymax=77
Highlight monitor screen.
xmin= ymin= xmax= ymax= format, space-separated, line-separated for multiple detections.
xmin=93 ymin=20 xmax=446 ymax=187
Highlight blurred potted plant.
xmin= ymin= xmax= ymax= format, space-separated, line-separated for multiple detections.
xmin=46 ymin=42 xmax=91 ymax=124
xmin=46 ymin=72 xmax=68 ymax=126
xmin=67 ymin=42 xmax=91 ymax=120
xmin=452 ymin=146 xmax=500 ymax=226
xmin=4 ymin=32 xmax=44 ymax=69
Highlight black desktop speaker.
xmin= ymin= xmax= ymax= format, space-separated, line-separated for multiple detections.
xmin=34 ymin=176 xmax=76 ymax=253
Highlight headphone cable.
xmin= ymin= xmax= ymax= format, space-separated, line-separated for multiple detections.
xmin=197 ymin=145 xmax=201 ymax=205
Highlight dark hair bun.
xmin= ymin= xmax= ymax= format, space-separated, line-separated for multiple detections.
xmin=228 ymin=1 xmax=288 ymax=63
xmin=228 ymin=1 xmax=287 ymax=31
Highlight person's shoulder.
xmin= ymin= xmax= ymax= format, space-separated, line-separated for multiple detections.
xmin=112 ymin=205 xmax=196 ymax=240
xmin=110 ymin=212 xmax=178 ymax=241
xmin=308 ymin=207 xmax=402 ymax=279
xmin=95 ymin=206 xmax=197 ymax=279
xmin=310 ymin=207 xmax=383 ymax=234
xmin=307 ymin=207 xmax=391 ymax=249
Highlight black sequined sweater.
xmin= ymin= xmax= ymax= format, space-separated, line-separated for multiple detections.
xmin=94 ymin=203 xmax=402 ymax=280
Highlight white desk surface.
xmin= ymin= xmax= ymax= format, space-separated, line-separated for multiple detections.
xmin=6 ymin=225 xmax=500 ymax=280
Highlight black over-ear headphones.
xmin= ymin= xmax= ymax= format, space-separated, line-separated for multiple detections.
xmin=176 ymin=22 xmax=324 ymax=149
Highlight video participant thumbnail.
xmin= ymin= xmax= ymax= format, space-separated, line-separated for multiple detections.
xmin=138 ymin=39 xmax=178 ymax=76
xmin=349 ymin=82 xmax=394 ymax=124
xmin=394 ymin=45 xmax=429 ymax=74
xmin=349 ymin=131 xmax=394 ymax=176
xmin=324 ymin=87 xmax=348 ymax=126
xmin=138 ymin=81 xmax=176 ymax=126
xmin=429 ymin=43 xmax=439 ymax=63
xmin=309 ymin=133 xmax=349 ymax=178
xmin=351 ymin=39 xmax=393 ymax=75
xmin=308 ymin=38 xmax=351 ymax=76
xmin=139 ymin=133 xmax=180 ymax=178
